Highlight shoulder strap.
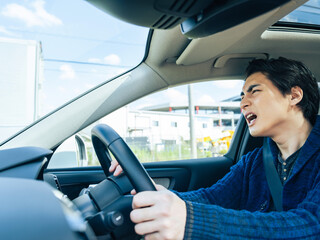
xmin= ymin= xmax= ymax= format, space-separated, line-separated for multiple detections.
xmin=263 ymin=138 xmax=283 ymax=211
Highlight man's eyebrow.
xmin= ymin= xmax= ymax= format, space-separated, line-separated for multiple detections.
xmin=240 ymin=84 xmax=261 ymax=97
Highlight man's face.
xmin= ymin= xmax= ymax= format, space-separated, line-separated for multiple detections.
xmin=240 ymin=72 xmax=291 ymax=137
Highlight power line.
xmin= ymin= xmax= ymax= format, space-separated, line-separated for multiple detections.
xmin=4 ymin=27 xmax=146 ymax=46
xmin=44 ymin=58 xmax=134 ymax=68
xmin=304 ymin=4 xmax=320 ymax=11
xmin=44 ymin=68 xmax=127 ymax=74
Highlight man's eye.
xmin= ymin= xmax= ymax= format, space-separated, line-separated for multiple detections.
xmin=252 ymin=90 xmax=260 ymax=94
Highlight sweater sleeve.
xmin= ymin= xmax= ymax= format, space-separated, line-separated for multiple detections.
xmin=176 ymin=150 xmax=255 ymax=208
xmin=183 ymin=179 xmax=320 ymax=239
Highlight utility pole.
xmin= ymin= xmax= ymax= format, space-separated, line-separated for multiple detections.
xmin=188 ymin=84 xmax=197 ymax=158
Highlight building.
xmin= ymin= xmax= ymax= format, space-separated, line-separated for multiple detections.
xmin=101 ymin=98 xmax=241 ymax=159
xmin=0 ymin=37 xmax=43 ymax=142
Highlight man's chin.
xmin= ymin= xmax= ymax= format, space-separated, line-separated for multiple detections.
xmin=248 ymin=128 xmax=261 ymax=137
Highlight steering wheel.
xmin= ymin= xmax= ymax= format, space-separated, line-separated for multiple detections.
xmin=72 ymin=124 xmax=156 ymax=238
xmin=91 ymin=124 xmax=156 ymax=193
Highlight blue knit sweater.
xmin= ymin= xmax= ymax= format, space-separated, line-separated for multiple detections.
xmin=177 ymin=116 xmax=320 ymax=239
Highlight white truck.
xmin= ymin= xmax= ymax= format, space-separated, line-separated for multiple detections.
xmin=0 ymin=37 xmax=43 ymax=142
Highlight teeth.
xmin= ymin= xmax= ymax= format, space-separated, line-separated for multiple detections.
xmin=246 ymin=113 xmax=256 ymax=124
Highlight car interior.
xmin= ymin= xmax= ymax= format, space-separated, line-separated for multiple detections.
xmin=0 ymin=0 xmax=319 ymax=239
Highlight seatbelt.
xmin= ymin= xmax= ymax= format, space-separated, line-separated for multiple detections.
xmin=263 ymin=138 xmax=283 ymax=211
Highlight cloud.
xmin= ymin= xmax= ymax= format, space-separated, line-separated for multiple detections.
xmin=104 ymin=54 xmax=121 ymax=65
xmin=281 ymin=15 xmax=298 ymax=23
xmin=212 ymin=80 xmax=243 ymax=89
xmin=59 ymin=64 xmax=75 ymax=79
xmin=165 ymin=88 xmax=188 ymax=105
xmin=2 ymin=0 xmax=62 ymax=27
xmin=0 ymin=26 xmax=16 ymax=36
xmin=58 ymin=86 xmax=66 ymax=93
xmin=88 ymin=54 xmax=121 ymax=65
xmin=196 ymin=95 xmax=216 ymax=105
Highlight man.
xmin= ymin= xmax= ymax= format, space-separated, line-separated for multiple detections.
xmin=110 ymin=57 xmax=320 ymax=239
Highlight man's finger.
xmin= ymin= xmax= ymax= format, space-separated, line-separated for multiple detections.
xmin=109 ymin=160 xmax=117 ymax=172
xmin=155 ymin=184 xmax=166 ymax=191
xmin=130 ymin=206 xmax=157 ymax=223
xmin=132 ymin=191 xmax=159 ymax=209
xmin=114 ymin=165 xmax=123 ymax=176
xmin=144 ymin=232 xmax=162 ymax=240
xmin=134 ymin=220 xmax=159 ymax=236
xmin=131 ymin=183 xmax=164 ymax=196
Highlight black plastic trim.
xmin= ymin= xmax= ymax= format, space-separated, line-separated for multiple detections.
xmin=0 ymin=147 xmax=52 ymax=171
xmin=273 ymin=21 xmax=320 ymax=32
xmin=224 ymin=114 xmax=247 ymax=164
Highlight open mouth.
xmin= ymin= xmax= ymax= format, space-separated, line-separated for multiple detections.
xmin=246 ymin=113 xmax=257 ymax=126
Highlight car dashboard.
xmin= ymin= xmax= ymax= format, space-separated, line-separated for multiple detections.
xmin=0 ymin=147 xmax=96 ymax=240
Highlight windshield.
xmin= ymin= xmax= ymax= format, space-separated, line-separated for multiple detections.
xmin=279 ymin=0 xmax=320 ymax=26
xmin=0 ymin=0 xmax=149 ymax=142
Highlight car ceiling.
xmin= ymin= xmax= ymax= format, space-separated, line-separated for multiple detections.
xmin=143 ymin=0 xmax=320 ymax=86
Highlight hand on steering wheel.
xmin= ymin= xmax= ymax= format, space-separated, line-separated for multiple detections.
xmin=92 ymin=124 xmax=156 ymax=193
xmin=109 ymin=160 xmax=123 ymax=176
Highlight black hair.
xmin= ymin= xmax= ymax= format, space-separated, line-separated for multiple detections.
xmin=246 ymin=57 xmax=319 ymax=126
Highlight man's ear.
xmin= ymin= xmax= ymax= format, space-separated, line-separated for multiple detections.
xmin=290 ymin=86 xmax=303 ymax=106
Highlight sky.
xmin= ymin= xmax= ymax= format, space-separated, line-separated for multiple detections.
xmin=281 ymin=0 xmax=320 ymax=24
xmin=0 ymin=0 xmax=319 ymax=118
xmin=129 ymin=80 xmax=244 ymax=111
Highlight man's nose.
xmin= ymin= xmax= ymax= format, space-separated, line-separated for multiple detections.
xmin=240 ymin=96 xmax=249 ymax=110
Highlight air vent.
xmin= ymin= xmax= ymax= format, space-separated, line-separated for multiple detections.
xmin=152 ymin=15 xmax=181 ymax=29
xmin=153 ymin=0 xmax=213 ymax=29
xmin=155 ymin=0 xmax=212 ymax=17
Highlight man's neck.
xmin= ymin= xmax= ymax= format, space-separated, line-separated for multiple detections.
xmin=271 ymin=114 xmax=313 ymax=161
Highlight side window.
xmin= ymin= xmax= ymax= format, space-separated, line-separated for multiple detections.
xmin=48 ymin=134 xmax=99 ymax=168
xmin=122 ymin=80 xmax=243 ymax=162
xmin=48 ymin=80 xmax=243 ymax=168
